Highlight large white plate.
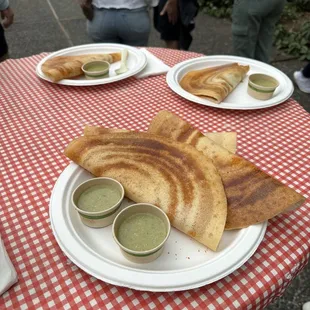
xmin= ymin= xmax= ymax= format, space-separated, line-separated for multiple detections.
xmin=36 ymin=43 xmax=147 ymax=86
xmin=50 ymin=163 xmax=267 ymax=292
xmin=166 ymin=55 xmax=294 ymax=110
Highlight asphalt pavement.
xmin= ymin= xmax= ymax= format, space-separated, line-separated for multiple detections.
xmin=3 ymin=0 xmax=310 ymax=309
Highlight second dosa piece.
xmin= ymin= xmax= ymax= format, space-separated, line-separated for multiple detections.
xmin=64 ymin=131 xmax=227 ymax=251
xmin=41 ymin=53 xmax=121 ymax=82
xmin=148 ymin=110 xmax=305 ymax=229
xmin=179 ymin=63 xmax=249 ymax=104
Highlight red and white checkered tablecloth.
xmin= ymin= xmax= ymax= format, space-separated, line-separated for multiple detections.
xmin=0 ymin=48 xmax=309 ymax=309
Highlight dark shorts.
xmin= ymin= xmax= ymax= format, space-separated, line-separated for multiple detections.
xmin=153 ymin=0 xmax=180 ymax=41
xmin=0 ymin=24 xmax=8 ymax=58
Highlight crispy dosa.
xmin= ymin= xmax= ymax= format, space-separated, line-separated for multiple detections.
xmin=83 ymin=125 xmax=237 ymax=154
xmin=41 ymin=53 xmax=121 ymax=82
xmin=148 ymin=110 xmax=305 ymax=229
xmin=180 ymin=63 xmax=249 ymax=104
xmin=64 ymin=132 xmax=227 ymax=251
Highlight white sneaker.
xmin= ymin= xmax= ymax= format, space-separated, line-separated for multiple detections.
xmin=293 ymin=70 xmax=310 ymax=94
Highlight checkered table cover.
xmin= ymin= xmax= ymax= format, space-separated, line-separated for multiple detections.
xmin=0 ymin=48 xmax=309 ymax=310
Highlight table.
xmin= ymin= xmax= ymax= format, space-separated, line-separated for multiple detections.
xmin=0 ymin=48 xmax=309 ymax=309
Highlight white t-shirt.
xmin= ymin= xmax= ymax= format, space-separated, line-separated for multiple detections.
xmin=92 ymin=0 xmax=159 ymax=9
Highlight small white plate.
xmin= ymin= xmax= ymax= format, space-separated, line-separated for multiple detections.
xmin=50 ymin=163 xmax=267 ymax=292
xmin=166 ymin=55 xmax=294 ymax=110
xmin=36 ymin=43 xmax=147 ymax=86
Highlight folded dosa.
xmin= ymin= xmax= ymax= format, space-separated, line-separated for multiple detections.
xmin=148 ymin=111 xmax=305 ymax=229
xmin=180 ymin=63 xmax=249 ymax=104
xmin=64 ymin=132 xmax=227 ymax=251
xmin=83 ymin=125 xmax=237 ymax=154
xmin=41 ymin=53 xmax=121 ymax=82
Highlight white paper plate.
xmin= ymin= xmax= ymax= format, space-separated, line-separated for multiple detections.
xmin=50 ymin=163 xmax=267 ymax=292
xmin=166 ymin=55 xmax=294 ymax=110
xmin=36 ymin=43 xmax=147 ymax=86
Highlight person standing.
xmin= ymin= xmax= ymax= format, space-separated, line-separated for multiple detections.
xmin=79 ymin=0 xmax=158 ymax=46
xmin=0 ymin=0 xmax=14 ymax=62
xmin=231 ymin=0 xmax=286 ymax=63
xmin=153 ymin=0 xmax=199 ymax=50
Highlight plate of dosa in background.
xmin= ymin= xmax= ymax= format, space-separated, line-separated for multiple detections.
xmin=36 ymin=43 xmax=147 ymax=86
xmin=166 ymin=55 xmax=294 ymax=110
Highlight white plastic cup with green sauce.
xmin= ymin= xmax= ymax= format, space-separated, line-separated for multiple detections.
xmin=81 ymin=60 xmax=110 ymax=79
xmin=112 ymin=203 xmax=171 ymax=264
xmin=72 ymin=177 xmax=125 ymax=228
xmin=247 ymin=73 xmax=279 ymax=100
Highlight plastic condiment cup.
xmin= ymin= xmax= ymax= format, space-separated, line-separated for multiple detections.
xmin=247 ymin=73 xmax=279 ymax=100
xmin=71 ymin=177 xmax=124 ymax=228
xmin=112 ymin=203 xmax=171 ymax=264
xmin=81 ymin=60 xmax=110 ymax=79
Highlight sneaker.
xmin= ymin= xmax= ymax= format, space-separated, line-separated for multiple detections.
xmin=293 ymin=71 xmax=310 ymax=94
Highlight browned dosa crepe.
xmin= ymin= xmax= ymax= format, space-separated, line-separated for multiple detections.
xmin=148 ymin=111 xmax=305 ymax=229
xmin=42 ymin=53 xmax=121 ymax=82
xmin=83 ymin=125 xmax=237 ymax=154
xmin=64 ymin=132 xmax=227 ymax=251
xmin=180 ymin=63 xmax=249 ymax=104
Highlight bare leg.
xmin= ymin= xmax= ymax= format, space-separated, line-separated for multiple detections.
xmin=165 ymin=40 xmax=179 ymax=49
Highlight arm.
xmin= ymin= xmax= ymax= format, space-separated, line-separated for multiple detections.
xmin=0 ymin=0 xmax=14 ymax=29
xmin=160 ymin=0 xmax=178 ymax=25
xmin=79 ymin=0 xmax=94 ymax=21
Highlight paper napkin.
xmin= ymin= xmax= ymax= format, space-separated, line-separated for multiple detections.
xmin=0 ymin=235 xmax=18 ymax=296
xmin=135 ymin=48 xmax=170 ymax=79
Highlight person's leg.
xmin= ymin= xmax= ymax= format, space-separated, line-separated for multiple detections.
xmin=87 ymin=8 xmax=120 ymax=43
xmin=165 ymin=40 xmax=178 ymax=49
xmin=254 ymin=0 xmax=285 ymax=63
xmin=0 ymin=24 xmax=9 ymax=62
xmin=231 ymin=0 xmax=259 ymax=59
xmin=118 ymin=7 xmax=150 ymax=46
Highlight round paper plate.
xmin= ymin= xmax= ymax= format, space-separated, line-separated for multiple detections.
xmin=50 ymin=163 xmax=267 ymax=292
xmin=36 ymin=43 xmax=147 ymax=86
xmin=166 ymin=55 xmax=294 ymax=110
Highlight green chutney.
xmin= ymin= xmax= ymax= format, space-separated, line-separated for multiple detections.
xmin=252 ymin=78 xmax=277 ymax=88
xmin=118 ymin=213 xmax=166 ymax=251
xmin=77 ymin=184 xmax=121 ymax=212
xmin=85 ymin=62 xmax=109 ymax=72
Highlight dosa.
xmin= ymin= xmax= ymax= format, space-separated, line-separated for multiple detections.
xmin=148 ymin=110 xmax=305 ymax=229
xmin=180 ymin=63 xmax=249 ymax=104
xmin=83 ymin=125 xmax=237 ymax=154
xmin=64 ymin=131 xmax=227 ymax=251
xmin=41 ymin=53 xmax=121 ymax=82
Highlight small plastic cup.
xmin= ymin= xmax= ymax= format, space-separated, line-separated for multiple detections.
xmin=81 ymin=60 xmax=110 ymax=79
xmin=112 ymin=203 xmax=171 ymax=264
xmin=72 ymin=177 xmax=124 ymax=228
xmin=247 ymin=73 xmax=279 ymax=100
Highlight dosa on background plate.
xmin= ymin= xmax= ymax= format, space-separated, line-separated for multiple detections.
xmin=41 ymin=53 xmax=121 ymax=82
xmin=83 ymin=125 xmax=237 ymax=154
xmin=148 ymin=110 xmax=305 ymax=229
xmin=64 ymin=131 xmax=227 ymax=251
xmin=179 ymin=63 xmax=249 ymax=104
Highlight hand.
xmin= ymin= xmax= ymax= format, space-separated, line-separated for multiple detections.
xmin=1 ymin=7 xmax=14 ymax=29
xmin=79 ymin=0 xmax=94 ymax=21
xmin=160 ymin=0 xmax=178 ymax=25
